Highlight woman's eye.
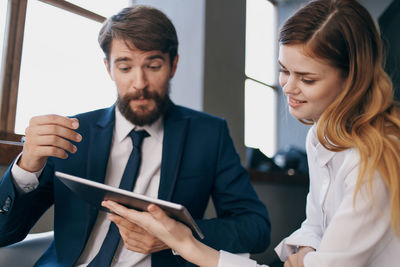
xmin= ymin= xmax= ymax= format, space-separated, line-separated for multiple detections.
xmin=279 ymin=69 xmax=289 ymax=75
xmin=301 ymin=78 xmax=315 ymax=85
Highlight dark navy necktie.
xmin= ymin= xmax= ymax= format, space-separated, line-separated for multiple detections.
xmin=88 ymin=129 xmax=149 ymax=267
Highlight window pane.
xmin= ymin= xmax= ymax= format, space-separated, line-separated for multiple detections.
xmin=0 ymin=0 xmax=8 ymax=75
xmin=15 ymin=0 xmax=117 ymax=134
xmin=245 ymin=0 xmax=276 ymax=85
xmin=66 ymin=0 xmax=131 ymax=18
xmin=245 ymin=79 xmax=277 ymax=158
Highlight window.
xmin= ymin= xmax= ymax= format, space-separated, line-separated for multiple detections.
xmin=14 ymin=0 xmax=130 ymax=134
xmin=65 ymin=0 xmax=130 ymax=18
xmin=245 ymin=0 xmax=278 ymax=158
xmin=0 ymin=1 xmax=7 ymax=76
xmin=0 ymin=0 xmax=132 ymax=134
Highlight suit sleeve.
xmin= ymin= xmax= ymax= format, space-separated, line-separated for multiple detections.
xmin=195 ymin=120 xmax=271 ymax=254
xmin=0 ymin=160 xmax=54 ymax=247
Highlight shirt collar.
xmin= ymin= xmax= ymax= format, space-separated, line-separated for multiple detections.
xmin=310 ymin=124 xmax=336 ymax=168
xmin=114 ymin=107 xmax=164 ymax=143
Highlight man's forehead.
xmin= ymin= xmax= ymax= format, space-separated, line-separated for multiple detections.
xmin=110 ymin=39 xmax=167 ymax=60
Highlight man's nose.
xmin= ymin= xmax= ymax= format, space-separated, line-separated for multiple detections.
xmin=131 ymin=68 xmax=148 ymax=91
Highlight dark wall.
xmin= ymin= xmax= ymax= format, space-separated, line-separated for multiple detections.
xmin=379 ymin=0 xmax=400 ymax=101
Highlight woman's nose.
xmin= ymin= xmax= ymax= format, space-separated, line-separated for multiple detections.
xmin=282 ymin=76 xmax=299 ymax=95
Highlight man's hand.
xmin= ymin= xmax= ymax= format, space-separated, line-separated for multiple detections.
xmin=284 ymin=246 xmax=315 ymax=267
xmin=108 ymin=214 xmax=169 ymax=254
xmin=19 ymin=114 xmax=82 ymax=172
xmin=103 ymin=201 xmax=220 ymax=267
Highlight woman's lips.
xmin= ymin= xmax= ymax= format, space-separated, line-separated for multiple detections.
xmin=288 ymin=97 xmax=307 ymax=108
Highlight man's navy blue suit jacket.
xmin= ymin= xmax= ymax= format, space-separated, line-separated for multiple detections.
xmin=0 ymin=102 xmax=270 ymax=266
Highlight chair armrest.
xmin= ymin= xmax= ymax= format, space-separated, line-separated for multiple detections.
xmin=0 ymin=231 xmax=53 ymax=266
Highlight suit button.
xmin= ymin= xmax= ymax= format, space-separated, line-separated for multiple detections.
xmin=2 ymin=196 xmax=12 ymax=212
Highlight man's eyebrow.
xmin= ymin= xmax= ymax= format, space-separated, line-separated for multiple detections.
xmin=114 ymin=57 xmax=131 ymax=63
xmin=278 ymin=60 xmax=317 ymax=76
xmin=113 ymin=55 xmax=165 ymax=63
xmin=146 ymin=55 xmax=166 ymax=61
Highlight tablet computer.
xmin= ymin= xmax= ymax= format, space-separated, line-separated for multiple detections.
xmin=55 ymin=171 xmax=204 ymax=239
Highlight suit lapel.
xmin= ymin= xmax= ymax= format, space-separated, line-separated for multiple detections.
xmin=158 ymin=103 xmax=188 ymax=201
xmin=84 ymin=106 xmax=115 ymax=239
xmin=86 ymin=106 xmax=115 ymax=183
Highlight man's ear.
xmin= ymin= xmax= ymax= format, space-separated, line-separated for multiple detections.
xmin=104 ymin=58 xmax=113 ymax=80
xmin=170 ymin=54 xmax=179 ymax=78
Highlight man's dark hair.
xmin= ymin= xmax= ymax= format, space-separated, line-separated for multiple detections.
xmin=98 ymin=5 xmax=178 ymax=65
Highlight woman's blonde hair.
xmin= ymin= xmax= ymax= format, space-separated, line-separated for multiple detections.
xmin=280 ymin=0 xmax=400 ymax=234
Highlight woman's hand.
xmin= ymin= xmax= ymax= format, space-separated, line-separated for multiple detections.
xmin=102 ymin=201 xmax=220 ymax=267
xmin=102 ymin=201 xmax=194 ymax=252
xmin=284 ymin=246 xmax=315 ymax=267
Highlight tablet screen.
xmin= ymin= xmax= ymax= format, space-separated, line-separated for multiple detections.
xmin=55 ymin=171 xmax=204 ymax=239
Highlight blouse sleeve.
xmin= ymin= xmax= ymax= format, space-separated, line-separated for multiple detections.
xmin=218 ymin=251 xmax=269 ymax=267
xmin=303 ymin=168 xmax=393 ymax=266
xmin=275 ymin=128 xmax=323 ymax=261
xmin=274 ymin=190 xmax=323 ymax=261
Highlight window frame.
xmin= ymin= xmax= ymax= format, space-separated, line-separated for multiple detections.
xmin=0 ymin=0 xmax=106 ymax=133
xmin=0 ymin=0 xmax=106 ymax=164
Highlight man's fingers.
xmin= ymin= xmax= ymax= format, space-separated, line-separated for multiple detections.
xmin=120 ymin=230 xmax=167 ymax=254
xmin=110 ymin=214 xmax=167 ymax=254
xmin=30 ymin=135 xmax=78 ymax=154
xmin=26 ymin=124 xmax=82 ymax=144
xmin=29 ymin=115 xmax=79 ymax=129
xmin=28 ymin=146 xmax=71 ymax=159
xmin=18 ymin=115 xmax=81 ymax=172
xmin=24 ymin=115 xmax=82 ymax=155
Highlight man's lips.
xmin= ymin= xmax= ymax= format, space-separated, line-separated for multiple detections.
xmin=129 ymin=98 xmax=151 ymax=105
xmin=129 ymin=95 xmax=152 ymax=101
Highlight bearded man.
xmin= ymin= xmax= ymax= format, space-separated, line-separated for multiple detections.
xmin=0 ymin=5 xmax=270 ymax=267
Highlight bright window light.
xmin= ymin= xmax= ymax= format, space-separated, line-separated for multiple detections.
xmin=66 ymin=0 xmax=131 ymax=18
xmin=0 ymin=1 xmax=8 ymax=75
xmin=245 ymin=0 xmax=277 ymax=158
xmin=15 ymin=1 xmax=130 ymax=134
xmin=245 ymin=79 xmax=277 ymax=158
xmin=245 ymin=0 xmax=277 ymax=85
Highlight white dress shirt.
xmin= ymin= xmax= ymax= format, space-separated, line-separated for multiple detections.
xmin=11 ymin=108 xmax=164 ymax=267
xmin=217 ymin=124 xmax=400 ymax=267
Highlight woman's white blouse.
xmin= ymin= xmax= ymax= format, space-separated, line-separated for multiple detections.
xmin=217 ymin=251 xmax=269 ymax=267
xmin=275 ymin=125 xmax=400 ymax=267
xmin=217 ymin=125 xmax=400 ymax=267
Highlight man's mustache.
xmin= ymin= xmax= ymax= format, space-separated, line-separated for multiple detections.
xmin=122 ymin=89 xmax=158 ymax=101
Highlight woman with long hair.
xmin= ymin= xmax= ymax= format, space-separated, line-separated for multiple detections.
xmin=102 ymin=0 xmax=400 ymax=266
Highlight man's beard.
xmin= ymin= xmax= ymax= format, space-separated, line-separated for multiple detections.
xmin=116 ymin=85 xmax=170 ymax=126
